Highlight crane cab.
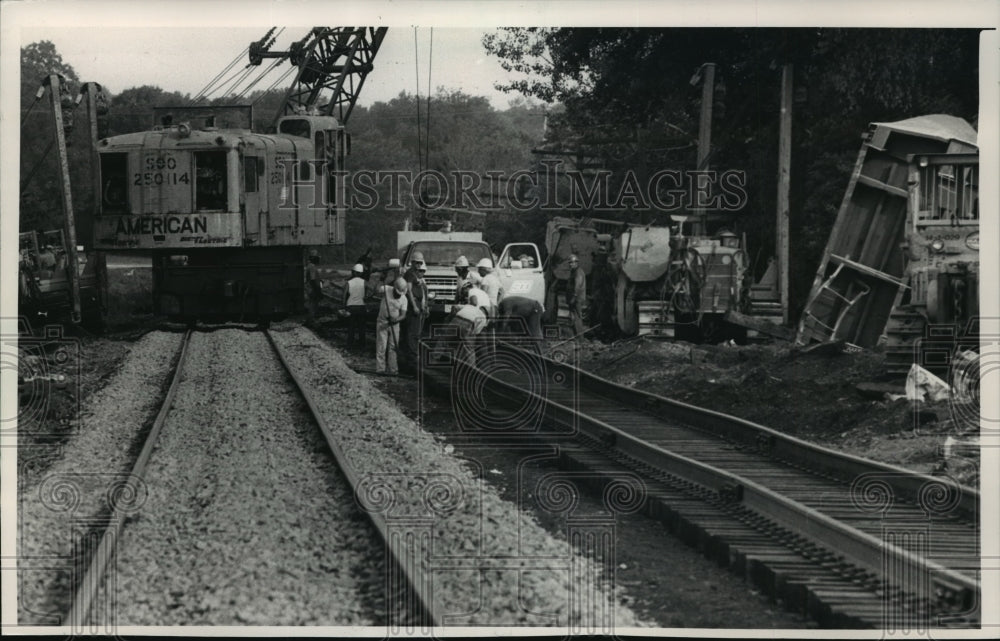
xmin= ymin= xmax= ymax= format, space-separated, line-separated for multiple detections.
xmin=92 ymin=110 xmax=349 ymax=319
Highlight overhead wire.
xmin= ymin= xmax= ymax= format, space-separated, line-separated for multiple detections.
xmin=425 ymin=28 xmax=433 ymax=174
xmin=414 ymin=27 xmax=423 ymax=174
xmin=20 ymin=137 xmax=56 ymax=197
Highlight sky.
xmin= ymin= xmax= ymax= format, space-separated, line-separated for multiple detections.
xmin=19 ymin=26 xmax=522 ymax=110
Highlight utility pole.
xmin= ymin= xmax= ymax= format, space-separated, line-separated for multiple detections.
xmin=777 ymin=64 xmax=793 ymax=325
xmin=41 ymin=74 xmax=82 ymax=324
xmin=78 ymin=82 xmax=105 ymax=247
xmin=692 ymin=63 xmax=715 ymax=236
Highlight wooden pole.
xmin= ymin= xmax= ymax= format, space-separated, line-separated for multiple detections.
xmin=777 ymin=64 xmax=793 ymax=325
xmin=694 ymin=63 xmax=715 ymax=236
xmin=46 ymin=74 xmax=82 ymax=324
xmin=84 ymin=83 xmax=101 ymax=246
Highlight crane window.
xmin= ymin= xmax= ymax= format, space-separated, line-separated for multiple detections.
xmin=195 ymin=151 xmax=227 ymax=211
xmin=279 ymin=118 xmax=311 ymax=138
xmin=100 ymin=153 xmax=129 ymax=214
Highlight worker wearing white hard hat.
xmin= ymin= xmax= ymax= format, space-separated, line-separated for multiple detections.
xmin=476 ymin=257 xmax=503 ymax=314
xmin=344 ymin=263 xmax=368 ymax=348
xmin=400 ymin=251 xmax=429 ymax=374
xmin=376 ymin=277 xmax=409 ymax=375
xmin=454 ymin=255 xmax=481 ymax=302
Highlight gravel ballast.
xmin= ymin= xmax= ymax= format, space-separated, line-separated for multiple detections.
xmin=271 ymin=326 xmax=651 ymax=628
xmin=18 ymin=330 xmax=184 ymax=624
xmin=104 ymin=330 xmax=385 ymax=625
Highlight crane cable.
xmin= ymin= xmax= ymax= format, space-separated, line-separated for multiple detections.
xmin=425 ymin=28 xmax=433 ymax=174
xmin=196 ymin=28 xmax=288 ymax=103
xmin=20 ymin=137 xmax=56 ymax=197
xmin=414 ymin=28 xmax=423 ymax=174
xmin=234 ymin=55 xmax=286 ymax=101
xmin=192 ymin=44 xmax=252 ymax=103
xmin=20 ymin=93 xmax=43 ymax=130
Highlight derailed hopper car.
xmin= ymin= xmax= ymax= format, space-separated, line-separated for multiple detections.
xmin=797 ymin=115 xmax=978 ymax=375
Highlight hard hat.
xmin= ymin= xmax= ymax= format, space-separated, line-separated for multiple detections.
xmin=352 ymin=263 xmax=364 ymax=272
xmin=455 ymin=255 xmax=469 ymax=268
xmin=477 ymin=257 xmax=494 ymax=269
xmin=393 ymin=277 xmax=408 ymax=294
xmin=309 ymin=249 xmax=319 ymax=258
xmin=718 ymin=229 xmax=737 ymax=238
xmin=568 ymin=254 xmax=579 ymax=263
xmin=411 ymin=251 xmax=425 ymax=264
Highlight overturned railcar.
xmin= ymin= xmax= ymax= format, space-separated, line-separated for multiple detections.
xmin=797 ymin=115 xmax=978 ymax=375
xmin=93 ymin=109 xmax=347 ymax=319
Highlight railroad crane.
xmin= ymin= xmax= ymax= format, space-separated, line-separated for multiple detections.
xmin=91 ymin=27 xmax=387 ymax=320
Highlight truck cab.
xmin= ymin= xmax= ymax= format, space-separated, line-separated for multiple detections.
xmin=396 ymin=230 xmax=545 ymax=316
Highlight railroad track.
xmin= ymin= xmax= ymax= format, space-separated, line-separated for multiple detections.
xmin=419 ymin=337 xmax=980 ymax=628
xmin=63 ymin=327 xmax=436 ymax=629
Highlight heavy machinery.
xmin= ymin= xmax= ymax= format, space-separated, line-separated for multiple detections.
xmin=617 ymin=217 xmax=753 ymax=341
xmin=796 ymin=115 xmax=979 ymax=376
xmin=18 ymin=230 xmax=107 ymax=329
xmin=543 ymin=215 xmax=759 ymax=342
xmin=18 ymin=74 xmax=109 ymax=330
xmin=91 ymin=27 xmax=387 ymax=319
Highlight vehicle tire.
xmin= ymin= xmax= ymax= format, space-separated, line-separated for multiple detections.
xmin=616 ymin=272 xmax=638 ymax=336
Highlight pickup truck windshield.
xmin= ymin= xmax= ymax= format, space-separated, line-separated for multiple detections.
xmin=410 ymin=242 xmax=491 ymax=266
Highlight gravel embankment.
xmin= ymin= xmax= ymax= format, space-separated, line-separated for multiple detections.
xmin=270 ymin=326 xmax=651 ymax=628
xmin=105 ymin=330 xmax=385 ymax=625
xmin=18 ymin=330 xmax=184 ymax=625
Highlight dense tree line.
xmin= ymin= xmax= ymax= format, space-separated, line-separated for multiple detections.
xmin=483 ymin=27 xmax=982 ymax=314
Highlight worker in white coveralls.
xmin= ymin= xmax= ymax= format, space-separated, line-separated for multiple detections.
xmin=476 ymin=257 xmax=503 ymax=316
xmin=343 ymin=263 xmax=368 ymax=348
xmin=376 ymin=277 xmax=409 ymax=375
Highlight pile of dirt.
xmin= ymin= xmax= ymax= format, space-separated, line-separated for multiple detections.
xmin=567 ymin=337 xmax=979 ymax=487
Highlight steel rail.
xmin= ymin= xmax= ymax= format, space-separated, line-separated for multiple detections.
xmin=264 ymin=330 xmax=439 ymax=629
xmin=423 ymin=340 xmax=978 ymax=609
xmin=507 ymin=341 xmax=979 ymax=518
xmin=63 ymin=329 xmax=193 ymax=629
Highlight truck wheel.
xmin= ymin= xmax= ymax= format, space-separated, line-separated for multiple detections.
xmin=616 ymin=272 xmax=638 ymax=335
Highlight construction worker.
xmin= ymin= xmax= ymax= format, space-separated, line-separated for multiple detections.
xmin=477 ymin=257 xmax=503 ymax=316
xmin=376 ymin=277 xmax=409 ymax=375
xmin=498 ymin=296 xmax=546 ymax=352
xmin=401 ymin=251 xmax=428 ymax=374
xmin=453 ymin=255 xmax=481 ymax=302
xmin=440 ymin=293 xmax=490 ymax=367
xmin=344 ymin=263 xmax=368 ymax=348
xmin=567 ymin=254 xmax=587 ymax=338
xmin=306 ymin=249 xmax=323 ymax=322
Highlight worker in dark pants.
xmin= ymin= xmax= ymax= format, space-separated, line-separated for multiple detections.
xmin=497 ymin=296 xmax=545 ymax=353
xmin=567 ymin=253 xmax=587 ymax=338
xmin=306 ymin=249 xmax=323 ymax=323
xmin=343 ymin=263 xmax=367 ymax=348
xmin=400 ymin=252 xmax=428 ymax=374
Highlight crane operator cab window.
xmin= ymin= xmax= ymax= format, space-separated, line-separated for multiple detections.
xmin=279 ymin=118 xmax=311 ymax=139
xmin=100 ymin=153 xmax=129 ymax=214
xmin=195 ymin=151 xmax=227 ymax=211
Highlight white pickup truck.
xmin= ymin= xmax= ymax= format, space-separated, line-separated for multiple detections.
xmin=397 ymin=230 xmax=545 ymax=316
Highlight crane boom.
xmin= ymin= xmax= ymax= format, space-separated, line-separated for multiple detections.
xmin=249 ymin=26 xmax=387 ymax=129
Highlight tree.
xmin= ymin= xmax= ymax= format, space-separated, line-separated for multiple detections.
xmin=484 ymin=27 xmax=981 ymax=316
xmin=20 ymin=41 xmax=85 ymax=233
